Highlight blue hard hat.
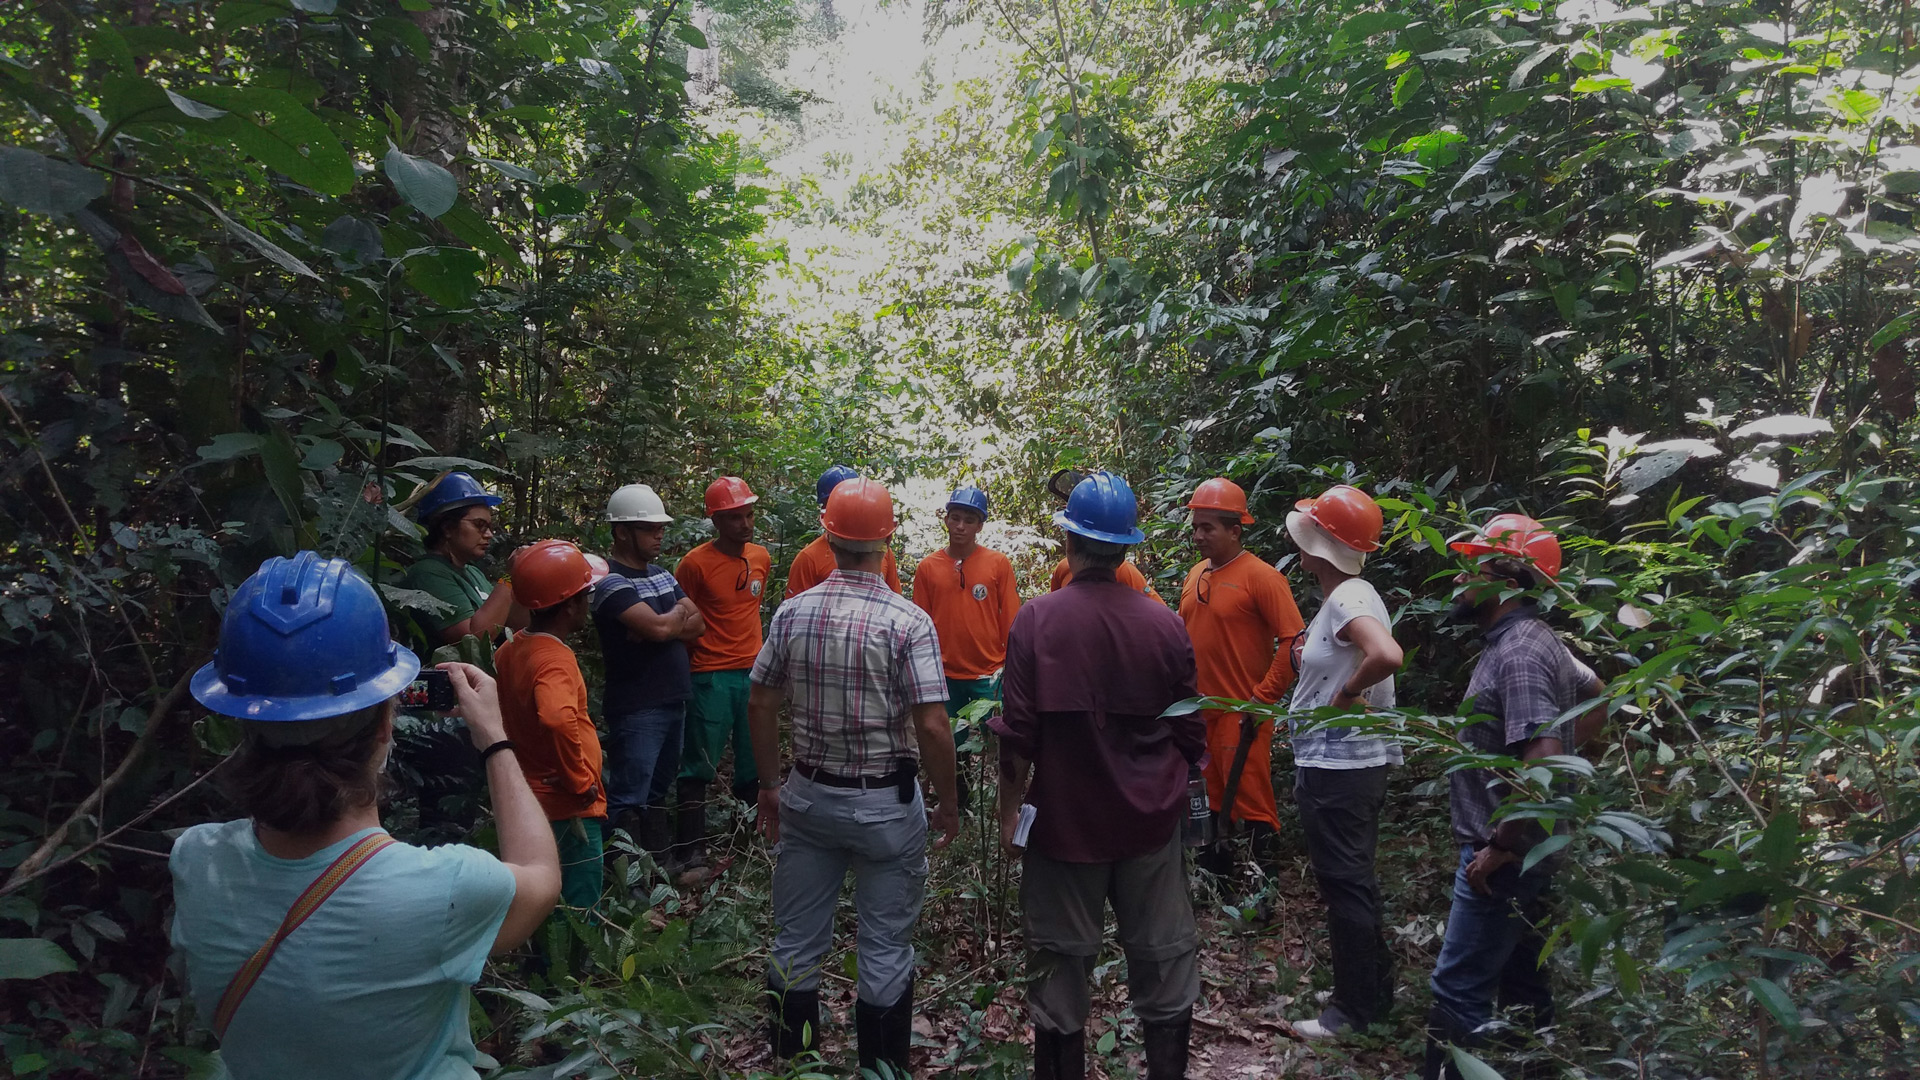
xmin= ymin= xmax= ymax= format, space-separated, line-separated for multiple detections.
xmin=945 ymin=485 xmax=989 ymax=520
xmin=191 ymin=552 xmax=421 ymax=722
xmin=413 ymin=471 xmax=503 ymax=523
xmin=1053 ymin=472 xmax=1146 ymax=545
xmin=816 ymin=464 xmax=860 ymax=507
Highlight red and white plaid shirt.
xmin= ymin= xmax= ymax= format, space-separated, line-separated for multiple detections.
xmin=751 ymin=569 xmax=948 ymax=778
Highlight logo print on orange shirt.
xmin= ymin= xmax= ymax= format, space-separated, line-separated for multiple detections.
xmin=750 ymin=579 xmax=763 ymax=597
xmin=972 ymin=584 xmax=988 ymax=601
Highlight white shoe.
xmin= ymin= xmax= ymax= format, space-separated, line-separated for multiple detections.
xmin=1291 ymin=1011 xmax=1351 ymax=1040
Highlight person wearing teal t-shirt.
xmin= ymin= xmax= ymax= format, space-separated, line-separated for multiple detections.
xmin=171 ymin=553 xmax=560 ymax=1080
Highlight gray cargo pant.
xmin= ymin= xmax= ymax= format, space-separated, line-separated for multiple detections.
xmin=1021 ymin=829 xmax=1200 ymax=1033
xmin=767 ymin=772 xmax=929 ymax=1006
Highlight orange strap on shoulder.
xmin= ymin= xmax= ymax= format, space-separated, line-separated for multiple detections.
xmin=210 ymin=832 xmax=396 ymax=1039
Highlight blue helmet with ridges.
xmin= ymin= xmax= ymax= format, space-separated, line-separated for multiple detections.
xmin=1052 ymin=472 xmax=1146 ymax=545
xmin=412 ymin=471 xmax=503 ymax=524
xmin=816 ymin=464 xmax=860 ymax=507
xmin=945 ymin=485 xmax=989 ymax=520
xmin=191 ymin=552 xmax=421 ymax=722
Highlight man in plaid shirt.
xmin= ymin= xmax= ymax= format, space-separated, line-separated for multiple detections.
xmin=748 ymin=478 xmax=959 ymax=1076
xmin=1425 ymin=515 xmax=1606 ymax=1080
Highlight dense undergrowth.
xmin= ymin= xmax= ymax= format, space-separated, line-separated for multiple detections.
xmin=4 ymin=0 xmax=1919 ymax=1075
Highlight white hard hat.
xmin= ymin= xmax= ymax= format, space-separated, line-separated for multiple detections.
xmin=1286 ymin=510 xmax=1365 ymax=576
xmin=607 ymin=484 xmax=672 ymax=523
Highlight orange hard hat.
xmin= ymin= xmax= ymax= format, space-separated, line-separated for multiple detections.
xmin=820 ymin=477 xmax=897 ymax=543
xmin=1187 ymin=477 xmax=1253 ymax=524
xmin=1449 ymin=513 xmax=1563 ymax=583
xmin=511 ymin=539 xmax=605 ymax=609
xmin=705 ymin=476 xmax=759 ymax=516
xmin=1294 ymin=485 xmax=1382 ymax=553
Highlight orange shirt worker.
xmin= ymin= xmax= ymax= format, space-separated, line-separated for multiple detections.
xmin=676 ymin=477 xmax=775 ymax=806
xmin=785 ymin=465 xmax=903 ymax=598
xmin=494 ymin=540 xmax=610 ymax=910
xmin=1048 ymin=555 xmax=1156 ymax=598
xmin=911 ymin=485 xmax=1020 ymax=812
xmin=1177 ymin=478 xmax=1304 ymax=866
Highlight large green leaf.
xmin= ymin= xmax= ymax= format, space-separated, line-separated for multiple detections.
xmin=438 ymin=199 xmax=516 ymax=260
xmin=1746 ymin=976 xmax=1804 ymax=1033
xmin=0 ymin=938 xmax=78 ymax=980
xmin=403 ymin=247 xmax=485 ymax=307
xmin=0 ymin=146 xmax=106 ymax=215
xmin=198 ymin=87 xmax=354 ymax=195
xmin=384 ymin=146 xmax=458 ymax=218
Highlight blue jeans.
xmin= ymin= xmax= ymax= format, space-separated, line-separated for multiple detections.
xmin=768 ymin=772 xmax=929 ymax=1006
xmin=1428 ymin=844 xmax=1556 ymax=1036
xmin=605 ymin=704 xmax=685 ymax=819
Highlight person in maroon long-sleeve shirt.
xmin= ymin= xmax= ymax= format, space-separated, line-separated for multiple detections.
xmin=989 ymin=471 xmax=1205 ymax=1080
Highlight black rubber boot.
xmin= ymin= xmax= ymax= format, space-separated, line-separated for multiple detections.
xmin=769 ymin=980 xmax=821 ymax=1059
xmin=856 ymin=979 xmax=914 ymax=1077
xmin=1195 ymin=839 xmax=1233 ymax=878
xmin=1326 ymin=915 xmax=1386 ymax=1030
xmin=732 ymin=778 xmax=760 ymax=805
xmin=1422 ymin=1005 xmax=1477 ymax=1080
xmin=1033 ymin=1026 xmax=1086 ymax=1080
xmin=639 ymin=805 xmax=672 ymax=861
xmin=609 ymin=809 xmax=645 ymax=852
xmin=672 ymin=779 xmax=709 ymax=877
xmin=1142 ymin=1008 xmax=1192 ymax=1080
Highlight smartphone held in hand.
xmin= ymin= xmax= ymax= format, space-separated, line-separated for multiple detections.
xmin=400 ymin=668 xmax=455 ymax=711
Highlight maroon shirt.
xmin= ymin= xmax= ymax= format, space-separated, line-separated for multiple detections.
xmin=989 ymin=566 xmax=1203 ymax=862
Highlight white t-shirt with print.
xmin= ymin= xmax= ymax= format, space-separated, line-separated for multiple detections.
xmin=1289 ymin=577 xmax=1402 ymax=769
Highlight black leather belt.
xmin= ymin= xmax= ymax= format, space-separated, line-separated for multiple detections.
xmin=794 ymin=762 xmax=896 ymax=789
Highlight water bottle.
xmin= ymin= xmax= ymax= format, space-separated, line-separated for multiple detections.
xmin=1184 ymin=764 xmax=1212 ymax=847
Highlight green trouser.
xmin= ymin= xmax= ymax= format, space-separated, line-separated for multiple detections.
xmin=679 ymin=669 xmax=756 ymax=790
xmin=946 ymin=675 xmax=999 ymax=812
xmin=945 ymin=675 xmax=1000 ymax=750
xmin=552 ymin=817 xmax=604 ymax=911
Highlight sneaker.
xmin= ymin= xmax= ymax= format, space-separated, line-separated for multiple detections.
xmin=1291 ymin=1006 xmax=1352 ymax=1041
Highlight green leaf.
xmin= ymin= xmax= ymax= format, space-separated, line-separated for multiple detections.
xmin=1334 ymin=11 xmax=1411 ymax=49
xmin=1868 ymin=311 xmax=1915 ymax=350
xmin=438 ymin=199 xmax=516 ymax=261
xmin=199 ymin=432 xmax=264 ymax=463
xmin=673 ymin=21 xmax=709 ymax=49
xmin=165 ymin=88 xmax=228 ymax=121
xmin=370 ymin=16 xmax=432 ymax=59
xmin=477 ymin=105 xmax=553 ymax=124
xmin=198 ymin=87 xmax=354 ymax=195
xmin=534 ymin=183 xmax=589 ymax=217
xmin=385 ymin=146 xmax=458 ymax=218
xmin=320 ymin=214 xmax=385 ymax=264
xmin=0 ymin=146 xmax=106 ymax=215
xmin=1824 ymin=89 xmax=1879 ymax=124
xmin=1393 ymin=68 xmax=1426 ymax=109
xmin=403 ymin=247 xmax=485 ymax=307
xmin=1522 ymin=833 xmax=1570 ymax=874
xmin=210 ymin=205 xmax=320 ymax=280
xmin=261 ymin=425 xmax=307 ymax=530
xmin=1746 ymin=976 xmax=1803 ymax=1033
xmin=0 ymin=938 xmax=78 ymax=980
xmin=475 ymin=156 xmax=539 ymax=183
xmin=1448 ymin=1047 xmax=1506 ymax=1080
xmin=1572 ymin=76 xmax=1633 ymax=93
xmin=1095 ymin=1030 xmax=1117 ymax=1054
xmin=1755 ymin=812 xmax=1801 ymax=871
xmin=289 ymin=0 xmax=336 ymax=11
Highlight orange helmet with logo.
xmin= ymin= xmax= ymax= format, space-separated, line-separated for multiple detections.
xmin=1186 ymin=477 xmax=1253 ymax=524
xmin=1450 ymin=513 xmax=1562 ymax=583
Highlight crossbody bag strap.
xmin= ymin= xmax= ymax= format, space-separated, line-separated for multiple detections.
xmin=211 ymin=831 xmax=397 ymax=1040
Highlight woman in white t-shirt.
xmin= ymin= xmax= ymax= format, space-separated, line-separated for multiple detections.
xmin=1282 ymin=486 xmax=1406 ymax=1040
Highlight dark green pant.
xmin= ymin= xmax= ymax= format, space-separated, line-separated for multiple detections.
xmin=552 ymin=817 xmax=604 ymax=910
xmin=679 ymin=669 xmax=757 ymax=788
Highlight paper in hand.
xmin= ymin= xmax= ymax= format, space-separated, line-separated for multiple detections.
xmin=1012 ymin=803 xmax=1037 ymax=848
